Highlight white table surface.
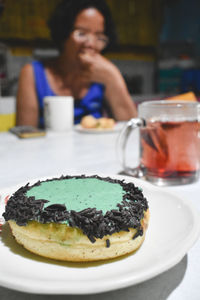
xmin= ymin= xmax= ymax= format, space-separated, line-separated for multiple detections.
xmin=0 ymin=127 xmax=200 ymax=300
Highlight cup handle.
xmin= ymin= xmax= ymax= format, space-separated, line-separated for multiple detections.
xmin=117 ymin=118 xmax=146 ymax=177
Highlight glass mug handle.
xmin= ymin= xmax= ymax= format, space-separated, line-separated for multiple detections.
xmin=117 ymin=118 xmax=146 ymax=177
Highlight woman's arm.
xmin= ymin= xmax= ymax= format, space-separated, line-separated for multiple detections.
xmin=79 ymin=53 xmax=137 ymax=120
xmin=16 ymin=64 xmax=39 ymax=127
xmin=103 ymin=65 xmax=137 ymax=120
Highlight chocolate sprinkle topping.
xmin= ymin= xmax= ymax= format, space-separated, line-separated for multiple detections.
xmin=106 ymin=239 xmax=110 ymax=248
xmin=3 ymin=175 xmax=148 ymax=243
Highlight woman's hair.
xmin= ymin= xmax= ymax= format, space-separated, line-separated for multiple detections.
xmin=48 ymin=0 xmax=117 ymax=51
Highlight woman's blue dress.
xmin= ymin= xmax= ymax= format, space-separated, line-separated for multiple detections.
xmin=32 ymin=61 xmax=105 ymax=128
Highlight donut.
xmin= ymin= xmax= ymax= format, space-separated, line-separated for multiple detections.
xmin=3 ymin=175 xmax=149 ymax=262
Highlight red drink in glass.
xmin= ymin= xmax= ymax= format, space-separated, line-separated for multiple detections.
xmin=140 ymin=120 xmax=200 ymax=182
xmin=118 ymin=100 xmax=200 ymax=185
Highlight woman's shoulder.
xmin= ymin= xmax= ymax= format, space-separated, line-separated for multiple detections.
xmin=23 ymin=60 xmax=50 ymax=79
xmin=20 ymin=63 xmax=33 ymax=73
xmin=19 ymin=63 xmax=35 ymax=82
xmin=19 ymin=60 xmax=46 ymax=82
xmin=21 ymin=60 xmax=47 ymax=73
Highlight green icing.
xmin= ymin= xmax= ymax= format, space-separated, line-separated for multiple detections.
xmin=26 ymin=178 xmax=125 ymax=214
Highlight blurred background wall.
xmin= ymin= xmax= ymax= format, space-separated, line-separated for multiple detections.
xmin=0 ymin=0 xmax=199 ymax=102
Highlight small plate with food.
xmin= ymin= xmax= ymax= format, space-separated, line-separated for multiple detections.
xmin=75 ymin=115 xmax=125 ymax=133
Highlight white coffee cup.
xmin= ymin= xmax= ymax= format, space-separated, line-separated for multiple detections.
xmin=44 ymin=96 xmax=74 ymax=131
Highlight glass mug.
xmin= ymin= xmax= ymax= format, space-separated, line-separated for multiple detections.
xmin=118 ymin=100 xmax=200 ymax=186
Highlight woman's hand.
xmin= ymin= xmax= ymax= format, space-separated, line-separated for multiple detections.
xmin=78 ymin=52 xmax=117 ymax=84
xmin=78 ymin=52 xmax=137 ymax=120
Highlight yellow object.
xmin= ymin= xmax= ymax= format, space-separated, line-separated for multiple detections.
xmin=167 ymin=92 xmax=197 ymax=102
xmin=11 ymin=47 xmax=33 ymax=56
xmin=0 ymin=113 xmax=16 ymax=131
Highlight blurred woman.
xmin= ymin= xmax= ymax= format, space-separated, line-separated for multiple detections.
xmin=17 ymin=0 xmax=137 ymax=128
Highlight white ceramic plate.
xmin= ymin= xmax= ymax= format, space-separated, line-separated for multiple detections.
xmin=0 ymin=175 xmax=200 ymax=295
xmin=74 ymin=122 xmax=125 ymax=134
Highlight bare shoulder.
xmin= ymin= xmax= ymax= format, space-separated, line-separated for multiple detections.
xmin=19 ymin=63 xmax=34 ymax=79
xmin=20 ymin=64 xmax=34 ymax=82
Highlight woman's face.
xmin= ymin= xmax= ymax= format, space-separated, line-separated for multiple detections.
xmin=62 ymin=8 xmax=107 ymax=60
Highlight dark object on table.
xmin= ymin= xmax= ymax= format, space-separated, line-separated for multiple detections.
xmin=9 ymin=126 xmax=46 ymax=138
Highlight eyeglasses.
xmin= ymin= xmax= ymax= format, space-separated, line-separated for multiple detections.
xmin=72 ymin=29 xmax=109 ymax=51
